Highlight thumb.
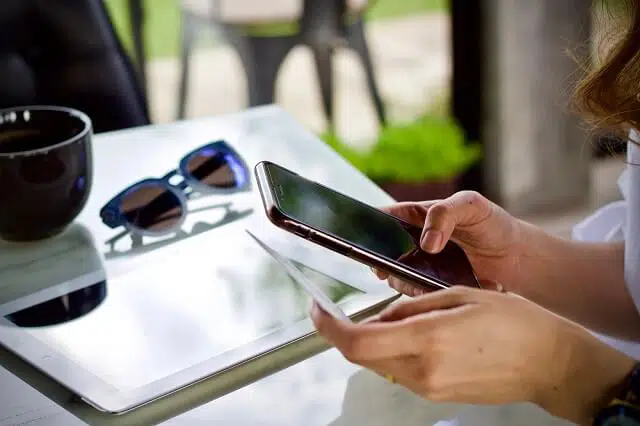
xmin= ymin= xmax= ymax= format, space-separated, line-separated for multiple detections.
xmin=381 ymin=200 xmax=438 ymax=227
xmin=377 ymin=286 xmax=484 ymax=321
xmin=420 ymin=191 xmax=491 ymax=253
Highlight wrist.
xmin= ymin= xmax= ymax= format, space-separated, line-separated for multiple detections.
xmin=536 ymin=324 xmax=636 ymax=425
xmin=508 ymin=219 xmax=555 ymax=295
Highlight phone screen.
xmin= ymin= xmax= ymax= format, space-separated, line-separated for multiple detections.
xmin=265 ymin=163 xmax=479 ymax=288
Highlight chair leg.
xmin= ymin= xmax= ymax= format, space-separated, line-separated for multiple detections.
xmin=345 ymin=19 xmax=387 ymax=126
xmin=128 ymin=0 xmax=147 ymax=89
xmin=310 ymin=43 xmax=335 ymax=133
xmin=224 ymin=28 xmax=261 ymax=106
xmin=225 ymin=28 xmax=297 ymax=107
xmin=177 ymin=13 xmax=196 ymax=120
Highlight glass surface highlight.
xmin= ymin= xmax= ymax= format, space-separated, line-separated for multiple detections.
xmin=2 ymin=237 xmax=362 ymax=391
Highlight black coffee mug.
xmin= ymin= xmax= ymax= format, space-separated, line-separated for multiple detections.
xmin=0 ymin=106 xmax=93 ymax=241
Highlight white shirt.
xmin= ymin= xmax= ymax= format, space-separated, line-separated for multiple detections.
xmin=572 ymin=132 xmax=640 ymax=358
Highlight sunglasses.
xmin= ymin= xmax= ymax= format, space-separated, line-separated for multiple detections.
xmin=100 ymin=140 xmax=251 ymax=236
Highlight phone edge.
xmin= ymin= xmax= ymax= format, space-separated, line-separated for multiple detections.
xmin=306 ymin=229 xmax=450 ymax=291
xmin=255 ymin=161 xmax=286 ymax=223
xmin=253 ymin=161 xmax=470 ymax=291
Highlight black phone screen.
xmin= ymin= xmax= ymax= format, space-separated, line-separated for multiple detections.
xmin=265 ymin=163 xmax=479 ymax=289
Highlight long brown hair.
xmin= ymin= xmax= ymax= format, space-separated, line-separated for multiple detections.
xmin=572 ymin=0 xmax=640 ymax=139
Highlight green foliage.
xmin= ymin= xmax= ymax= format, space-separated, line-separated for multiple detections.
xmin=323 ymin=116 xmax=481 ymax=183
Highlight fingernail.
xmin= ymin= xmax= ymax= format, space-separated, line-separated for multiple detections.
xmin=422 ymin=230 xmax=443 ymax=253
xmin=479 ymin=280 xmax=505 ymax=292
xmin=378 ymin=305 xmax=393 ymax=318
xmin=310 ymin=301 xmax=319 ymax=317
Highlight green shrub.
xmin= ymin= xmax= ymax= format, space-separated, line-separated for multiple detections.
xmin=323 ymin=115 xmax=481 ymax=183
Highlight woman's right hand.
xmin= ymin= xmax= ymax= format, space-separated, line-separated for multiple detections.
xmin=378 ymin=191 xmax=527 ymax=296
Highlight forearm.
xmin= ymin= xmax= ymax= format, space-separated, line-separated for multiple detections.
xmin=515 ymin=220 xmax=640 ymax=341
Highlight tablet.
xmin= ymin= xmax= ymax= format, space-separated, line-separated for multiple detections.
xmin=246 ymin=229 xmax=352 ymax=322
xmin=0 ymin=222 xmax=398 ymax=414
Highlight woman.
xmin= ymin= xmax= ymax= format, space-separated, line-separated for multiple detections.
xmin=310 ymin=2 xmax=640 ymax=425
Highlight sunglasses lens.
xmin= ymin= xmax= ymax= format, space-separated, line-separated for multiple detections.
xmin=120 ymin=183 xmax=183 ymax=232
xmin=186 ymin=147 xmax=246 ymax=189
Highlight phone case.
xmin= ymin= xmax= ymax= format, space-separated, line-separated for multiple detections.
xmin=254 ymin=161 xmax=480 ymax=291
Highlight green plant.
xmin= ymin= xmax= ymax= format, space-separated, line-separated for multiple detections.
xmin=323 ymin=115 xmax=481 ymax=183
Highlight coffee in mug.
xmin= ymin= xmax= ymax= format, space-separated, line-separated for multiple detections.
xmin=0 ymin=106 xmax=93 ymax=241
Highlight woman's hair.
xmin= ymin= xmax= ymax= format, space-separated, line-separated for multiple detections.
xmin=572 ymin=0 xmax=640 ymax=138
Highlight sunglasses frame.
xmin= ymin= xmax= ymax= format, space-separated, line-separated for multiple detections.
xmin=99 ymin=140 xmax=251 ymax=237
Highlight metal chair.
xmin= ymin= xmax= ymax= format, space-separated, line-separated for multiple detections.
xmin=177 ymin=0 xmax=387 ymax=130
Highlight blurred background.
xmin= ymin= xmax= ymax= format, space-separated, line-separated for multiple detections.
xmin=2 ymin=0 xmax=627 ymax=236
xmin=105 ymin=0 xmax=449 ymax=142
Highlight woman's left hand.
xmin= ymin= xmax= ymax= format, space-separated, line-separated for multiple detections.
xmin=310 ymin=286 xmax=636 ymax=425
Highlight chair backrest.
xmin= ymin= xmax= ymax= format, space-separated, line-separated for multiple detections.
xmin=0 ymin=0 xmax=150 ymax=133
xmin=347 ymin=0 xmax=369 ymax=14
xmin=180 ymin=0 xmax=303 ymax=24
xmin=179 ymin=0 xmax=370 ymax=29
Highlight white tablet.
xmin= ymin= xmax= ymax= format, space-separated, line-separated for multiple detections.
xmin=245 ymin=229 xmax=352 ymax=322
xmin=0 ymin=222 xmax=398 ymax=414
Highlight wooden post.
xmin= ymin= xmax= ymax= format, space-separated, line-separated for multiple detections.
xmin=482 ymin=0 xmax=592 ymax=214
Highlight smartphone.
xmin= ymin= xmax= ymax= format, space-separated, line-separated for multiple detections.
xmin=254 ymin=161 xmax=480 ymax=291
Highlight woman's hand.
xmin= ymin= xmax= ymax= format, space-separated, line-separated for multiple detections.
xmin=311 ymin=286 xmax=636 ymax=425
xmin=377 ymin=191 xmax=526 ymax=296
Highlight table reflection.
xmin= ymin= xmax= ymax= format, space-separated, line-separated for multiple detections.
xmin=5 ymin=280 xmax=107 ymax=328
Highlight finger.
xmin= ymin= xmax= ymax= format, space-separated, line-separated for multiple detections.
xmin=387 ymin=276 xmax=429 ymax=297
xmin=359 ymin=313 xmax=382 ymax=324
xmin=364 ymin=355 xmax=424 ymax=389
xmin=380 ymin=201 xmax=439 ymax=227
xmin=377 ymin=286 xmax=484 ymax=321
xmin=478 ymin=279 xmax=505 ymax=292
xmin=420 ymin=191 xmax=491 ymax=253
xmin=370 ymin=266 xmax=389 ymax=280
xmin=310 ymin=302 xmax=421 ymax=360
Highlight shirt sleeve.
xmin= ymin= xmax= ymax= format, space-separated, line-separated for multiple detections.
xmin=624 ymin=135 xmax=640 ymax=313
xmin=572 ymin=135 xmax=640 ymax=357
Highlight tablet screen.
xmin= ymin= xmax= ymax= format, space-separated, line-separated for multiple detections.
xmin=1 ymin=234 xmax=363 ymax=392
